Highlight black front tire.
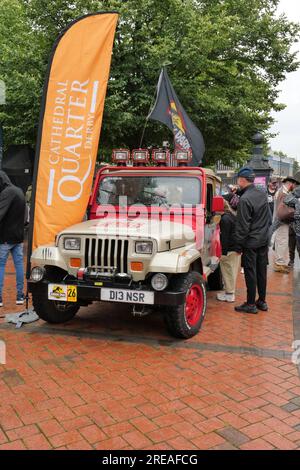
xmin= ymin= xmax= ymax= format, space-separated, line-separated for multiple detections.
xmin=33 ymin=294 xmax=80 ymax=324
xmin=164 ymin=272 xmax=207 ymax=339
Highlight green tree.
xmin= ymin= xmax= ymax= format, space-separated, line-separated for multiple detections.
xmin=0 ymin=0 xmax=45 ymax=147
xmin=1 ymin=0 xmax=299 ymax=165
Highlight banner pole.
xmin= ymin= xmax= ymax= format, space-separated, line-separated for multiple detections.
xmin=25 ymin=54 xmax=50 ymax=281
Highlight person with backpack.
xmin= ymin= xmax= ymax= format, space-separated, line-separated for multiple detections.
xmin=284 ymin=175 xmax=300 ymax=264
xmin=273 ymin=174 xmax=300 ymax=273
xmin=0 ymin=171 xmax=26 ymax=308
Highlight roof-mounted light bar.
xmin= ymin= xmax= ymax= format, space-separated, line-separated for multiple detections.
xmin=152 ymin=149 xmax=170 ymax=166
xmin=175 ymin=149 xmax=192 ymax=166
xmin=132 ymin=149 xmax=150 ymax=166
xmin=112 ymin=149 xmax=130 ymax=166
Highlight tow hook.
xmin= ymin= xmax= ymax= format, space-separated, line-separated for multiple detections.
xmin=132 ymin=305 xmax=151 ymax=317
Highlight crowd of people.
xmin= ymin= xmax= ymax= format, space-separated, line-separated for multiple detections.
xmin=218 ymin=167 xmax=300 ymax=314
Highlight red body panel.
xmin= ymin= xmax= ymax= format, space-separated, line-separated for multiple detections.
xmin=87 ymin=165 xmax=220 ymax=254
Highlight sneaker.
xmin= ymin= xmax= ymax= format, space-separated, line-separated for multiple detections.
xmin=288 ymin=261 xmax=294 ymax=270
xmin=274 ymin=263 xmax=290 ymax=274
xmin=256 ymin=299 xmax=268 ymax=311
xmin=235 ymin=303 xmax=258 ymax=314
xmin=217 ymin=292 xmax=227 ymax=302
xmin=0 ymin=298 xmax=3 ymax=308
xmin=240 ymin=268 xmax=244 ymax=274
xmin=217 ymin=293 xmax=235 ymax=303
xmin=225 ymin=293 xmax=235 ymax=303
xmin=16 ymin=296 xmax=25 ymax=306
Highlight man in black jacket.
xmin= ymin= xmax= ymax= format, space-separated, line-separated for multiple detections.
xmin=0 ymin=171 xmax=26 ymax=307
xmin=234 ymin=167 xmax=272 ymax=314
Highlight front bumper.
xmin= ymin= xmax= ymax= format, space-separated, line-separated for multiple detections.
xmin=28 ymin=279 xmax=186 ymax=307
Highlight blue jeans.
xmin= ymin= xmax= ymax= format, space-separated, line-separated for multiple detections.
xmin=0 ymin=243 xmax=24 ymax=299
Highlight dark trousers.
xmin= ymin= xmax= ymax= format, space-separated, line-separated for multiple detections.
xmin=242 ymin=246 xmax=268 ymax=305
xmin=289 ymin=225 xmax=300 ymax=264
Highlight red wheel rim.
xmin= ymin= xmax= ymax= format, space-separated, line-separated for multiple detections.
xmin=185 ymin=284 xmax=204 ymax=327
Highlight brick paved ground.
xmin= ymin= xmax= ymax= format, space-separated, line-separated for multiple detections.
xmin=0 ymin=250 xmax=299 ymax=450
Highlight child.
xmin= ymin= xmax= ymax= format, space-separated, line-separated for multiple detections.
xmin=217 ymin=194 xmax=240 ymax=303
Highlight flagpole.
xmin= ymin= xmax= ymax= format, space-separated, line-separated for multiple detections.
xmin=139 ymin=116 xmax=149 ymax=149
xmin=139 ymin=102 xmax=154 ymax=149
xmin=139 ymin=83 xmax=159 ymax=148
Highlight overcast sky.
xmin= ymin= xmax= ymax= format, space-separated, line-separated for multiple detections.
xmin=270 ymin=0 xmax=300 ymax=161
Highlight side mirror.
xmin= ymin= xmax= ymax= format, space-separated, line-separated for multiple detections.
xmin=212 ymin=196 xmax=224 ymax=214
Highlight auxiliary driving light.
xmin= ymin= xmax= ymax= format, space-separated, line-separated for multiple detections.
xmin=31 ymin=266 xmax=45 ymax=282
xmin=175 ymin=150 xmax=192 ymax=165
xmin=151 ymin=273 xmax=168 ymax=291
xmin=152 ymin=149 xmax=170 ymax=165
xmin=112 ymin=149 xmax=130 ymax=165
xmin=132 ymin=149 xmax=149 ymax=165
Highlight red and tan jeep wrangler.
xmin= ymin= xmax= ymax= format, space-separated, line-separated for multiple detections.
xmin=29 ymin=150 xmax=224 ymax=338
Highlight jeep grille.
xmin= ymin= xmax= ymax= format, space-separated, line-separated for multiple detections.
xmin=84 ymin=238 xmax=129 ymax=274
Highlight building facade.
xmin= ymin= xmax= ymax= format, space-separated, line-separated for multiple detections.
xmin=267 ymin=152 xmax=295 ymax=178
xmin=215 ymin=152 xmax=297 ymax=185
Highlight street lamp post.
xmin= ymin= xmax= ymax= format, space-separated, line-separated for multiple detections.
xmin=247 ymin=132 xmax=273 ymax=190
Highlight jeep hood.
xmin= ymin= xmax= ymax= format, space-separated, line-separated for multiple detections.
xmin=59 ymin=218 xmax=195 ymax=251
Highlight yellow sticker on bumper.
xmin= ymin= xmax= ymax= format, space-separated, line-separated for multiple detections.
xmin=67 ymin=286 xmax=77 ymax=302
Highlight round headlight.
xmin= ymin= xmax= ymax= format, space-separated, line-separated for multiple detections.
xmin=31 ymin=266 xmax=45 ymax=282
xmin=151 ymin=273 xmax=168 ymax=291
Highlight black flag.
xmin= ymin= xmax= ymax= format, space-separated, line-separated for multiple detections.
xmin=148 ymin=68 xmax=205 ymax=165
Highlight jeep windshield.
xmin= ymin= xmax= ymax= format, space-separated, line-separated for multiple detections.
xmin=98 ymin=176 xmax=201 ymax=207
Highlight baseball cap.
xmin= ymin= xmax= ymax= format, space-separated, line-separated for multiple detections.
xmin=236 ymin=167 xmax=255 ymax=180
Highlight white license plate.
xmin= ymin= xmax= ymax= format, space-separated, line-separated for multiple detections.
xmin=101 ymin=288 xmax=154 ymax=305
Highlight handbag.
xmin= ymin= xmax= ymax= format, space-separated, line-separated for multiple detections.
xmin=277 ymin=201 xmax=295 ymax=222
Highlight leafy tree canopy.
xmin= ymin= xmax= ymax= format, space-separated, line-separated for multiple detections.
xmin=0 ymin=0 xmax=299 ymax=165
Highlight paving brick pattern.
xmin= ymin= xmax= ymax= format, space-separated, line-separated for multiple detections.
xmin=0 ymin=252 xmax=299 ymax=450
